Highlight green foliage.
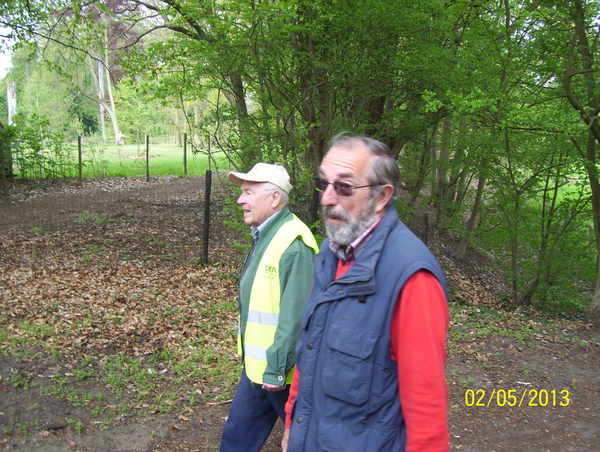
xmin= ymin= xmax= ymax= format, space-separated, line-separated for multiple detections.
xmin=104 ymin=354 xmax=160 ymax=396
xmin=540 ymin=286 xmax=587 ymax=321
xmin=10 ymin=112 xmax=75 ymax=179
xmin=3 ymin=50 xmax=100 ymax=138
xmin=477 ymin=166 xmax=594 ymax=316
xmin=0 ymin=123 xmax=18 ymax=144
xmin=2 ymin=0 xmax=600 ymax=317
xmin=394 ymin=198 xmax=415 ymax=225
xmin=75 ymin=369 xmax=94 ymax=381
xmin=114 ymin=77 xmax=173 ymax=145
xmin=66 ymin=418 xmax=83 ymax=434
xmin=223 ymin=195 xmax=252 ymax=255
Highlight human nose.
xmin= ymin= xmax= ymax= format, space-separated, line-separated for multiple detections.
xmin=320 ymin=183 xmax=338 ymax=206
xmin=237 ymin=192 xmax=245 ymax=205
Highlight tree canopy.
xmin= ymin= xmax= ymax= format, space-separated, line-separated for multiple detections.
xmin=2 ymin=0 xmax=600 ymax=321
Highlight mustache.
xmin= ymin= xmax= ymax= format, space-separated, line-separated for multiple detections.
xmin=323 ymin=206 xmax=350 ymax=222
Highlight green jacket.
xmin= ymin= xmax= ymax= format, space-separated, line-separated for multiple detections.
xmin=239 ymin=207 xmax=317 ymax=386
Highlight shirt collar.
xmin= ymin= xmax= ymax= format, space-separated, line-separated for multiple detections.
xmin=329 ymin=215 xmax=383 ymax=263
xmin=250 ymin=209 xmax=283 ymax=241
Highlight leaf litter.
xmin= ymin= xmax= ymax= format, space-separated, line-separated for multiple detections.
xmin=1 ymin=176 xmax=599 ymax=451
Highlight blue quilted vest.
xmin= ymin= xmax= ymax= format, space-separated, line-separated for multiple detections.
xmin=288 ymin=206 xmax=447 ymax=452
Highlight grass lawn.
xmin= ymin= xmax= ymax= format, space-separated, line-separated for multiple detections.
xmin=12 ymin=140 xmax=232 ymax=179
xmin=82 ymin=142 xmax=231 ymax=178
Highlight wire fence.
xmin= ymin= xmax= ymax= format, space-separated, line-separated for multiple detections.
xmin=0 ymin=132 xmax=225 ymax=189
xmin=0 ymin=174 xmax=242 ymax=266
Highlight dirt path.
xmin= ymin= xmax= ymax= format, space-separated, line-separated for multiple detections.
xmin=1 ymin=176 xmax=599 ymax=451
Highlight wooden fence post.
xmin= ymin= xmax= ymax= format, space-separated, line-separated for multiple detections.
xmin=145 ymin=134 xmax=150 ymax=182
xmin=203 ymin=169 xmax=212 ymax=264
xmin=423 ymin=213 xmax=429 ymax=245
xmin=78 ymin=136 xmax=83 ymax=185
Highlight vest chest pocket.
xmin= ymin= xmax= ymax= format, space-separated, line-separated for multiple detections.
xmin=321 ymin=321 xmax=378 ymax=406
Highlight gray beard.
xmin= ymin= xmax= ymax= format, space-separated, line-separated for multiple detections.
xmin=323 ymin=196 xmax=377 ymax=246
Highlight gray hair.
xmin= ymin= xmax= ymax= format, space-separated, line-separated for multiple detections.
xmin=262 ymin=182 xmax=289 ymax=206
xmin=327 ymin=134 xmax=399 ymax=206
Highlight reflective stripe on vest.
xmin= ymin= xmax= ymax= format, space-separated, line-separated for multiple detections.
xmin=242 ymin=215 xmax=318 ymax=384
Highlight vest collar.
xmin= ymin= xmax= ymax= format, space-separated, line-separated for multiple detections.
xmin=315 ymin=206 xmax=399 ymax=296
xmin=254 ymin=206 xmax=291 ymax=244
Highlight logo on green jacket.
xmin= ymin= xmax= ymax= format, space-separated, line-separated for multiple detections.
xmin=264 ymin=264 xmax=277 ymax=279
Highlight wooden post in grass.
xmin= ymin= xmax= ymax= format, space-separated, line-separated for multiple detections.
xmin=203 ymin=169 xmax=212 ymax=264
xmin=78 ymin=136 xmax=83 ymax=185
xmin=145 ymin=134 xmax=150 ymax=182
xmin=423 ymin=213 xmax=429 ymax=245
xmin=183 ymin=132 xmax=187 ymax=176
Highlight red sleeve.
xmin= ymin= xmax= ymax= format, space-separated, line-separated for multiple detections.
xmin=285 ymin=365 xmax=300 ymax=429
xmin=391 ymin=270 xmax=449 ymax=452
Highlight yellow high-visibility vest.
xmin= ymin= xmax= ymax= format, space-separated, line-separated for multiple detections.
xmin=241 ymin=215 xmax=318 ymax=385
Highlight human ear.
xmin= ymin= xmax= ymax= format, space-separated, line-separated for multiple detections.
xmin=271 ymin=190 xmax=282 ymax=208
xmin=375 ymin=185 xmax=395 ymax=213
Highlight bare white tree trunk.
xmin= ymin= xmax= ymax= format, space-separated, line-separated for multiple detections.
xmin=97 ymin=58 xmax=106 ymax=140
xmin=102 ymin=30 xmax=124 ymax=146
xmin=7 ymin=81 xmax=17 ymax=125
xmin=91 ymin=38 xmax=122 ymax=145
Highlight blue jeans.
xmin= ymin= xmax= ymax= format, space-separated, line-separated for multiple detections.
xmin=219 ymin=369 xmax=289 ymax=452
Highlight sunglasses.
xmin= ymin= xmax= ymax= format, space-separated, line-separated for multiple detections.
xmin=312 ymin=177 xmax=382 ymax=197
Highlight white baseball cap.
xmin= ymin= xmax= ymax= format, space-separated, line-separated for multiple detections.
xmin=228 ymin=163 xmax=292 ymax=194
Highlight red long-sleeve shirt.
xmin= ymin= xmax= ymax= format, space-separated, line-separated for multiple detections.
xmin=285 ymin=265 xmax=449 ymax=452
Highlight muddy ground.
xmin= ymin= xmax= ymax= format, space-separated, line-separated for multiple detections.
xmin=1 ymin=176 xmax=599 ymax=451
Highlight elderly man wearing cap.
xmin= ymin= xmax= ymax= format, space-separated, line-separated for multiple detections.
xmin=220 ymin=163 xmax=318 ymax=452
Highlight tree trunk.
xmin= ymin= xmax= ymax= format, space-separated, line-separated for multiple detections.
xmin=408 ymin=139 xmax=432 ymax=212
xmin=229 ymin=74 xmax=249 ymax=119
xmin=429 ymin=123 xmax=439 ymax=199
xmin=437 ymin=116 xmax=452 ymax=199
xmin=564 ymin=0 xmax=600 ymax=322
xmin=455 ymin=171 xmax=487 ymax=260
xmin=509 ymin=207 xmax=519 ymax=300
xmin=175 ymin=110 xmax=182 ymax=147
xmin=7 ymin=81 xmax=17 ymax=125
xmin=103 ymin=99 xmax=123 ymax=146
xmin=194 ymin=104 xmax=202 ymax=147
xmin=588 ymin=288 xmax=600 ymax=322
xmin=102 ymin=40 xmax=123 ymax=146
xmin=291 ymin=16 xmax=330 ymax=226
xmin=585 ymin=131 xmax=600 ymax=322
xmin=433 ymin=116 xmax=453 ymax=230
xmin=97 ymin=58 xmax=106 ymax=141
xmin=449 ymin=117 xmax=469 ymax=206
xmin=363 ymin=95 xmax=387 ymax=137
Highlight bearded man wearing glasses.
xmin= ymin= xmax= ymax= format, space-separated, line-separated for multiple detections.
xmin=282 ymin=134 xmax=450 ymax=452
